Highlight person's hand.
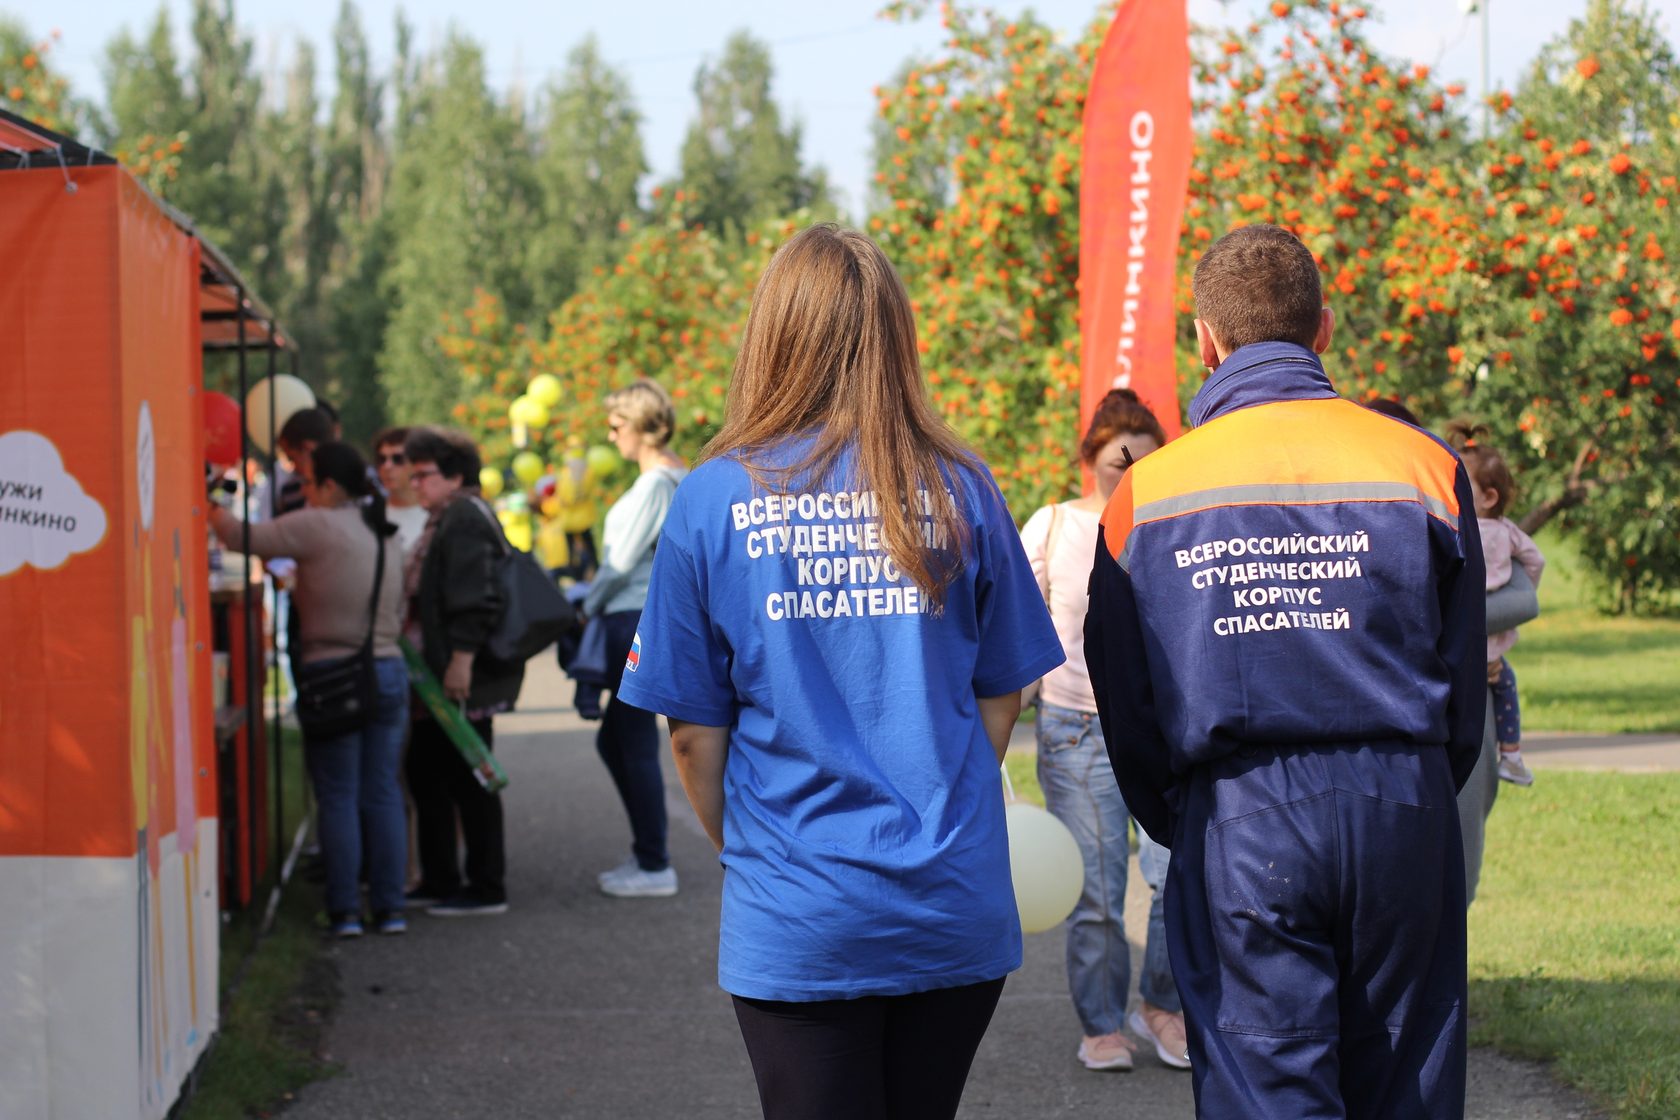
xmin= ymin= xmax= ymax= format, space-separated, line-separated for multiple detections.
xmin=444 ymin=650 xmax=474 ymax=701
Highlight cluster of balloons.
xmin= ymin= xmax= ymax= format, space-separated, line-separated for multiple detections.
xmin=482 ymin=440 xmax=619 ymax=500
xmin=481 ymin=373 xmax=622 ymax=503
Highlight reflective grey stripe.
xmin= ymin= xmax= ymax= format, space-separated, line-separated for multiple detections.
xmin=1133 ymin=481 xmax=1457 ymax=526
xmin=1118 ymin=537 xmax=1136 ymax=573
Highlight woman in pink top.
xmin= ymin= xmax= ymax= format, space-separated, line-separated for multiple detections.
xmin=1450 ymin=423 xmax=1546 ymax=786
xmin=1018 ymin=389 xmax=1188 ymax=1073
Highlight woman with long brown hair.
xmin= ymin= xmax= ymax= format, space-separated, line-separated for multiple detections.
xmin=617 ymin=224 xmax=1062 ymax=1120
xmin=1019 ymin=390 xmax=1189 ymax=1073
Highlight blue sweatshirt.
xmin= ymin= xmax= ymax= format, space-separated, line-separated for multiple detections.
xmin=1084 ymin=342 xmax=1487 ymax=844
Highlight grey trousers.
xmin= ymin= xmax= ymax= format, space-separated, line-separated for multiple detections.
xmin=1456 ymin=691 xmax=1502 ymax=904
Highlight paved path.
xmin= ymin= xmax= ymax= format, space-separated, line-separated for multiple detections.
xmin=285 ymin=659 xmax=1606 ymax=1119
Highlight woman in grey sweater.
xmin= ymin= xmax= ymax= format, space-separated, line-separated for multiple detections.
xmin=587 ymin=380 xmax=688 ymax=899
xmin=212 ymin=443 xmax=408 ymax=938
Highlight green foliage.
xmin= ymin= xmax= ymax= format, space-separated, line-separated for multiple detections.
xmin=670 ymin=30 xmax=832 ymax=232
xmin=871 ymin=4 xmax=1102 ymax=515
xmin=0 ymin=22 xmax=91 ymax=135
xmin=441 ymin=216 xmax=793 ymax=470
xmin=377 ymin=33 xmax=543 ymax=424
xmin=526 ymin=37 xmax=648 ymax=313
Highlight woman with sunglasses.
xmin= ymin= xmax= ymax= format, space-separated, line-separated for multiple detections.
xmin=372 ymin=426 xmax=430 ymax=553
xmin=616 ymin=225 xmax=1062 ymax=1120
xmin=1017 ymin=389 xmax=1187 ymax=1073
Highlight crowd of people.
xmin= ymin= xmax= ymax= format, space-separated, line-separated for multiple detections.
xmin=217 ymin=220 xmax=1535 ymax=1120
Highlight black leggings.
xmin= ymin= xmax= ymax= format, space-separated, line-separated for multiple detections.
xmin=731 ymin=977 xmax=1006 ymax=1120
xmin=598 ymin=610 xmax=669 ymax=870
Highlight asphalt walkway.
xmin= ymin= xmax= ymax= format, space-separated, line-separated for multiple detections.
xmin=284 ymin=658 xmax=1610 ymax=1119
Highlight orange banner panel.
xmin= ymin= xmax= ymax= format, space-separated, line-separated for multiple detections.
xmin=1079 ymin=0 xmax=1192 ymax=441
xmin=0 ymin=167 xmax=132 ymax=858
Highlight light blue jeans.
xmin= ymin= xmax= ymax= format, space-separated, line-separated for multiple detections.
xmin=304 ymin=656 xmax=410 ymax=917
xmin=1036 ymin=701 xmax=1181 ymax=1036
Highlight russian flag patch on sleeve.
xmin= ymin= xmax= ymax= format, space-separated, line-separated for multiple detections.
xmin=626 ymin=632 xmax=642 ymax=673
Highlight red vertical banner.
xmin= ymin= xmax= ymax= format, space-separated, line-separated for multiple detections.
xmin=1080 ymin=0 xmax=1192 ymax=440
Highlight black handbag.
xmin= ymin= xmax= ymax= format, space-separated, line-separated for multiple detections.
xmin=470 ymin=497 xmax=575 ymax=664
xmin=294 ymin=526 xmax=386 ymax=740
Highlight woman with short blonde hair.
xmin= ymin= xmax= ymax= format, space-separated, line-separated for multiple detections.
xmin=618 ymin=224 xmax=1062 ymax=1119
xmin=586 ymin=377 xmax=688 ymax=899
xmin=601 ymin=379 xmax=675 ymax=448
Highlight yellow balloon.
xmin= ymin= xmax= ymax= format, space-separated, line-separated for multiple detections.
xmin=1005 ymin=802 xmax=1084 ymax=934
xmin=512 ymin=451 xmax=544 ymax=485
xmin=509 ymin=395 xmax=550 ymax=429
xmin=478 ymin=467 xmax=505 ymax=498
xmin=528 ymin=373 xmax=563 ymax=408
xmin=585 ymin=444 xmax=618 ymax=479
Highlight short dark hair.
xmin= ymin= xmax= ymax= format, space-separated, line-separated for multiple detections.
xmin=278 ymin=406 xmax=334 ymax=451
xmin=1364 ymin=397 xmax=1421 ymax=427
xmin=1192 ymin=224 xmax=1323 ymax=351
xmin=403 ymin=426 xmax=482 ymax=483
xmin=371 ymin=425 xmax=411 ymax=452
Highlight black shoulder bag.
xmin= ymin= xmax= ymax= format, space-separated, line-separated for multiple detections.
xmin=294 ymin=526 xmax=386 ymax=740
xmin=469 ymin=496 xmax=575 ymax=664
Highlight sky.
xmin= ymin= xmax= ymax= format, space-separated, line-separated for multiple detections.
xmin=16 ymin=0 xmax=1680 ymax=216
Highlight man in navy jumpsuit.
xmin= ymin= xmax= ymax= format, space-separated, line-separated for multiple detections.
xmin=1086 ymin=224 xmax=1485 ymax=1119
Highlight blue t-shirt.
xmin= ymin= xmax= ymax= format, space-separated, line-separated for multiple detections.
xmin=616 ymin=443 xmax=1064 ymax=1001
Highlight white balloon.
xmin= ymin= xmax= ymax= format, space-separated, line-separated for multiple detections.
xmin=244 ymin=375 xmax=317 ymax=455
xmin=1005 ymin=801 xmax=1084 ymax=934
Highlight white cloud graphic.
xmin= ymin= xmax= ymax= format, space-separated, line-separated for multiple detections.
xmin=0 ymin=430 xmax=110 ymax=577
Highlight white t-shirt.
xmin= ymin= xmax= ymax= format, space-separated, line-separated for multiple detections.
xmin=386 ymin=502 xmax=430 ymax=555
xmin=1018 ymin=502 xmax=1103 ymax=712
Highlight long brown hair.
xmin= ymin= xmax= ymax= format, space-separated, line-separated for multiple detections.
xmin=701 ymin=224 xmax=973 ymax=608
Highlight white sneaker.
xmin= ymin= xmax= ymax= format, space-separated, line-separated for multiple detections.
xmin=1077 ymin=1031 xmax=1135 ymax=1071
xmin=600 ymin=866 xmax=678 ymax=898
xmin=1129 ymin=1008 xmax=1192 ymax=1070
xmin=1498 ymin=750 xmax=1535 ymax=786
xmin=596 ymin=856 xmax=639 ymax=886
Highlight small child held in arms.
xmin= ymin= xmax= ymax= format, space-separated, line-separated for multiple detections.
xmin=1449 ymin=422 xmax=1546 ymax=785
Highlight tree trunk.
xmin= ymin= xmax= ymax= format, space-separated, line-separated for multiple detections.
xmin=1517 ymin=440 xmax=1595 ymax=536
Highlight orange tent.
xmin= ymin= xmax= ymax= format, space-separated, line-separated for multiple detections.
xmin=0 ymin=108 xmax=289 ymax=1120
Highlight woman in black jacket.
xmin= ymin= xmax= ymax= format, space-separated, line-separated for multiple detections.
xmin=401 ymin=427 xmax=523 ymax=917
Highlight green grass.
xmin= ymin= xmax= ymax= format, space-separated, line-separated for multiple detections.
xmin=1468 ymin=772 xmax=1680 ymax=1119
xmin=178 ymin=726 xmax=339 ymax=1119
xmin=178 ymin=888 xmax=338 ymax=1119
xmin=1507 ymin=532 xmax=1680 ymax=734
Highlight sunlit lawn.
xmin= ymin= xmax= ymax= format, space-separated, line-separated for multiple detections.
xmin=1469 ymin=772 xmax=1680 ymax=1119
xmin=1507 ymin=533 xmax=1680 ymax=734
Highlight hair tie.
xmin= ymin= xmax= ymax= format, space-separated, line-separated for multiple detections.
xmin=1463 ymin=438 xmax=1477 ymax=447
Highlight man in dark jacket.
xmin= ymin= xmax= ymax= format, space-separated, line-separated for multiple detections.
xmin=403 ymin=426 xmax=522 ymax=917
xmin=1085 ymin=224 xmax=1485 ymax=1119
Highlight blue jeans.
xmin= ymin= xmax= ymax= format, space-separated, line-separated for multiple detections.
xmin=1036 ymin=702 xmax=1180 ymax=1036
xmin=304 ymin=656 xmax=410 ymax=916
